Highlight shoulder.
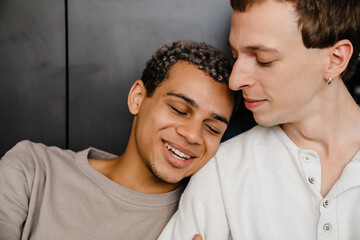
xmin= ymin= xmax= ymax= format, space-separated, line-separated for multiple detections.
xmin=1 ymin=140 xmax=75 ymax=171
xmin=190 ymin=126 xmax=284 ymax=181
xmin=209 ymin=125 xmax=287 ymax=176
xmin=217 ymin=125 xmax=279 ymax=154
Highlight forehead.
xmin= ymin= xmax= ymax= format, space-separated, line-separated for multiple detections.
xmin=160 ymin=61 xmax=228 ymax=91
xmin=154 ymin=61 xmax=234 ymax=112
xmin=229 ymin=1 xmax=300 ymax=51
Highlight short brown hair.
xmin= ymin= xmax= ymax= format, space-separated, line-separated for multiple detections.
xmin=230 ymin=0 xmax=360 ymax=81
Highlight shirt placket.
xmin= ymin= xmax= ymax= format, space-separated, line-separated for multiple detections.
xmin=299 ymin=150 xmax=322 ymax=197
xmin=299 ymin=150 xmax=340 ymax=239
xmin=317 ymin=196 xmax=338 ymax=240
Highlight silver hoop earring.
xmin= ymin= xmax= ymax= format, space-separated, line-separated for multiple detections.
xmin=327 ymin=76 xmax=332 ymax=85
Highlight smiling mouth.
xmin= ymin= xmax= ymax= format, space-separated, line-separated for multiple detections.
xmin=165 ymin=142 xmax=191 ymax=160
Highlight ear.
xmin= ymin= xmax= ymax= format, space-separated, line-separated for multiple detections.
xmin=325 ymin=39 xmax=353 ymax=81
xmin=128 ymin=80 xmax=147 ymax=115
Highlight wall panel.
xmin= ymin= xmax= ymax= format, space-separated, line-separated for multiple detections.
xmin=2 ymin=0 xmax=358 ymax=157
xmin=67 ymin=0 xmax=253 ymax=154
xmin=0 ymin=0 xmax=66 ymax=156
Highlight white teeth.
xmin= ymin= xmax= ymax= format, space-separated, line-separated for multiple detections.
xmin=165 ymin=142 xmax=190 ymax=160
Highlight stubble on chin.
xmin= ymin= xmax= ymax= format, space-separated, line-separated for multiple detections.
xmin=143 ymin=157 xmax=180 ymax=185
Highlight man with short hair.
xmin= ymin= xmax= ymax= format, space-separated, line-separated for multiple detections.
xmin=0 ymin=40 xmax=236 ymax=240
xmin=159 ymin=1 xmax=360 ymax=239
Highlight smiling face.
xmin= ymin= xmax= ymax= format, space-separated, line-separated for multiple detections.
xmin=129 ymin=61 xmax=234 ymax=186
xmin=228 ymin=0 xmax=329 ymax=127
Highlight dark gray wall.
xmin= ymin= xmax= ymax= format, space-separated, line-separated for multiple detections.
xmin=0 ymin=0 xmax=255 ymax=156
xmin=1 ymin=0 xmax=359 ymax=156
xmin=0 ymin=0 xmax=66 ymax=156
xmin=67 ymin=0 xmax=254 ymax=155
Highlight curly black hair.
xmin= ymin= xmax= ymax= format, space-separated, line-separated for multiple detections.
xmin=141 ymin=40 xmax=234 ymax=97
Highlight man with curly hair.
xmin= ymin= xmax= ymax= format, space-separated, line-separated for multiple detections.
xmin=0 ymin=40 xmax=236 ymax=240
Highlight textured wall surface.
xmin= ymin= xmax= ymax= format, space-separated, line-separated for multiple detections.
xmin=0 ymin=0 xmax=256 ymax=156
xmin=0 ymin=0 xmax=66 ymax=156
xmin=67 ymin=0 xmax=241 ymax=154
xmin=1 ymin=0 xmax=359 ymax=156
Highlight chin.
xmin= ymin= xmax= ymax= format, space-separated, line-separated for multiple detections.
xmin=155 ymin=172 xmax=184 ymax=185
xmin=145 ymin=159 xmax=187 ymax=185
xmin=147 ymin=164 xmax=183 ymax=185
xmin=254 ymin=114 xmax=280 ymax=127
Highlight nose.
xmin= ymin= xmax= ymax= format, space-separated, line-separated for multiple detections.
xmin=229 ymin=57 xmax=253 ymax=91
xmin=176 ymin=121 xmax=204 ymax=145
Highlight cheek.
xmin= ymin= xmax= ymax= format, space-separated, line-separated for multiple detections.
xmin=138 ymin=106 xmax=171 ymax=129
xmin=184 ymin=139 xmax=222 ymax=177
xmin=263 ymin=65 xmax=300 ymax=99
xmin=203 ymin=139 xmax=221 ymax=162
xmin=186 ymin=159 xmax=210 ymax=177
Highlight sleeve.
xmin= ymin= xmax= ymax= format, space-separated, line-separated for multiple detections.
xmin=0 ymin=158 xmax=31 ymax=240
xmin=158 ymin=158 xmax=231 ymax=240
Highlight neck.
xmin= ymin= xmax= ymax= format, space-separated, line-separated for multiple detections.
xmin=281 ymin=80 xmax=360 ymax=197
xmin=281 ymin=80 xmax=360 ymax=156
xmin=89 ymin=135 xmax=182 ymax=194
xmin=111 ymin=152 xmax=183 ymax=194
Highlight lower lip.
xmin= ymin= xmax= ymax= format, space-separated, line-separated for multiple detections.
xmin=163 ymin=142 xmax=192 ymax=168
xmin=244 ymin=99 xmax=265 ymax=110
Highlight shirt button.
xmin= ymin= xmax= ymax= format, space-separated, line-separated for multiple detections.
xmin=304 ymin=156 xmax=310 ymax=161
xmin=323 ymin=223 xmax=332 ymax=233
xmin=323 ymin=200 xmax=329 ymax=208
xmin=308 ymin=176 xmax=316 ymax=184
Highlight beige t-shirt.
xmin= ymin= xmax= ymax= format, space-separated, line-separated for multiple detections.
xmin=0 ymin=140 xmax=184 ymax=240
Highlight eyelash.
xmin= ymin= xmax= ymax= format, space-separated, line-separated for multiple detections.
xmin=257 ymin=60 xmax=273 ymax=67
xmin=233 ymin=56 xmax=273 ymax=67
xmin=170 ymin=106 xmax=187 ymax=116
xmin=170 ymin=105 xmax=221 ymax=135
xmin=205 ymin=124 xmax=220 ymax=135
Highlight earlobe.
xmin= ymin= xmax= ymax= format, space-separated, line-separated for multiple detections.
xmin=325 ymin=39 xmax=353 ymax=81
xmin=128 ymin=80 xmax=147 ymax=115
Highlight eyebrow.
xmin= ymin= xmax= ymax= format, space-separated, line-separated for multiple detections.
xmin=211 ymin=113 xmax=230 ymax=126
xmin=228 ymin=41 xmax=279 ymax=53
xmin=246 ymin=45 xmax=279 ymax=53
xmin=166 ymin=92 xmax=230 ymax=125
xmin=167 ymin=92 xmax=198 ymax=108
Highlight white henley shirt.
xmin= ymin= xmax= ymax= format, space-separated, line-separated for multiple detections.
xmin=159 ymin=125 xmax=360 ymax=240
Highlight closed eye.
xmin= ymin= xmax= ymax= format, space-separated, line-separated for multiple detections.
xmin=204 ymin=124 xmax=221 ymax=135
xmin=170 ymin=106 xmax=187 ymax=116
xmin=257 ymin=60 xmax=273 ymax=67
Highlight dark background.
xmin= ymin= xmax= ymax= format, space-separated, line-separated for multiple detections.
xmin=1 ymin=0 xmax=359 ymax=157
